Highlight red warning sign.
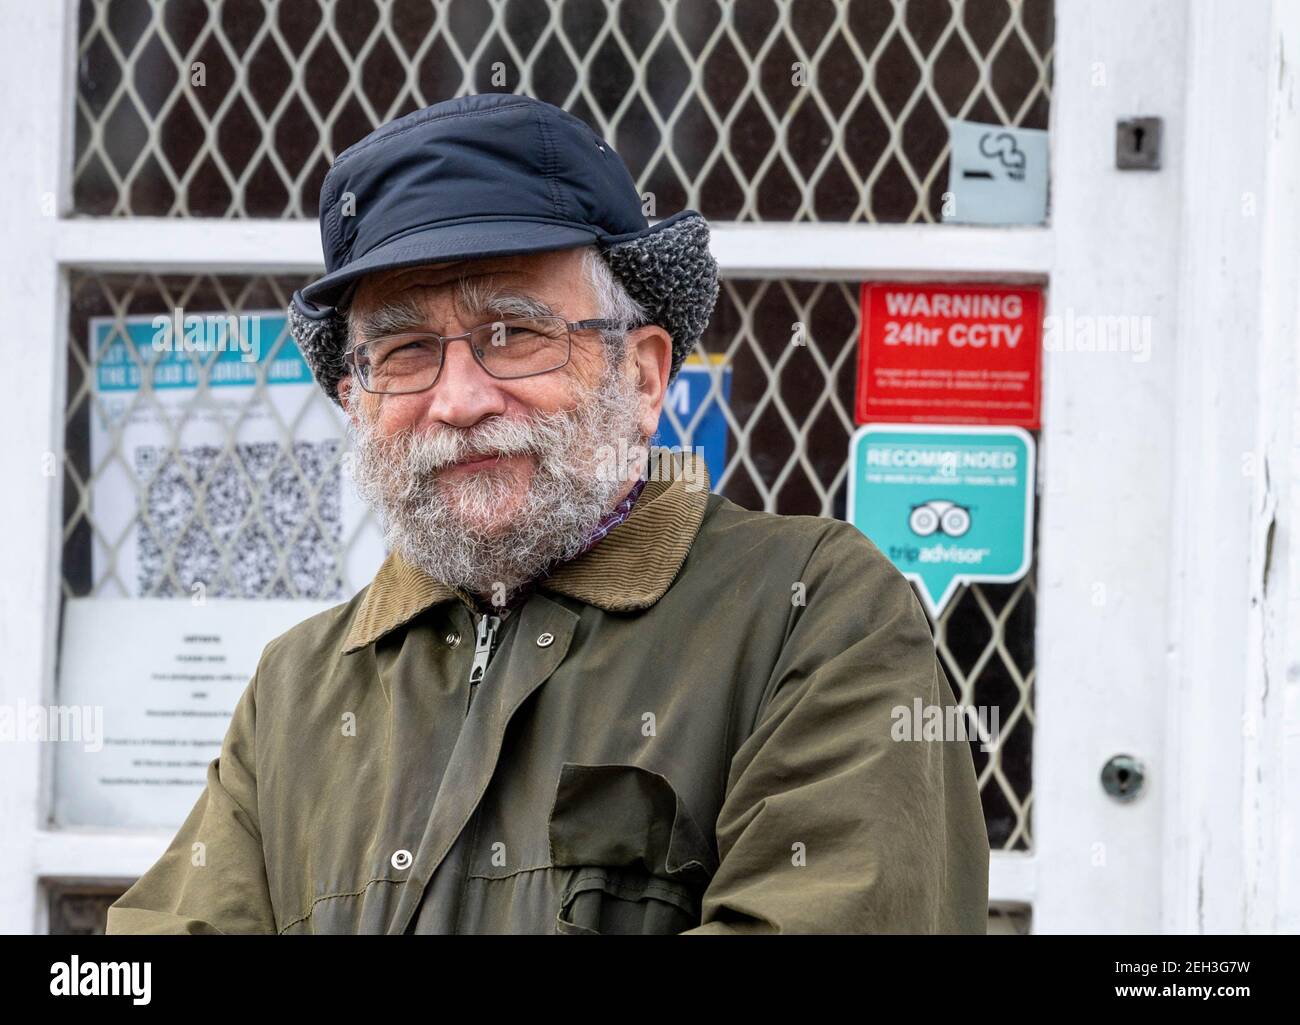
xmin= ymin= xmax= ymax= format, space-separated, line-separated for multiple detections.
xmin=856 ymin=282 xmax=1043 ymax=428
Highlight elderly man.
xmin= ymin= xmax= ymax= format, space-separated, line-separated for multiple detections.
xmin=107 ymin=93 xmax=989 ymax=935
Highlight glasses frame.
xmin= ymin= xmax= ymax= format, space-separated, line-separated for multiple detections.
xmin=345 ymin=317 xmax=629 ymax=395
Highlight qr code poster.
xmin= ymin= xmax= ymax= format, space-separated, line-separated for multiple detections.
xmin=87 ymin=311 xmax=384 ymax=601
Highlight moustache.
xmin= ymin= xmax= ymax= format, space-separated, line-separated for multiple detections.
xmin=375 ymin=417 xmax=548 ymax=474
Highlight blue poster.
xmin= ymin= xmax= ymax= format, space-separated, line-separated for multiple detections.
xmin=652 ymin=356 xmax=732 ymax=490
xmin=847 ymin=424 xmax=1035 ymax=617
xmin=93 ymin=312 xmax=308 ymax=391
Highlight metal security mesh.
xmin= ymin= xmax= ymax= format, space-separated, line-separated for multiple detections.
xmin=73 ymin=0 xmax=1053 ymax=220
xmin=65 ymin=0 xmax=1047 ymax=854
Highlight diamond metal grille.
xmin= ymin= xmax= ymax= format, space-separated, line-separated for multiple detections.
xmin=73 ymin=0 xmax=1053 ymax=220
xmin=65 ymin=0 xmax=1048 ymax=856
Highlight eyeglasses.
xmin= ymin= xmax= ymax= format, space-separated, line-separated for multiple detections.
xmin=345 ymin=317 xmax=627 ymax=395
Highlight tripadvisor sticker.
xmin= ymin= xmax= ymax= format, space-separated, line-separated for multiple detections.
xmin=847 ymin=424 xmax=1035 ymax=618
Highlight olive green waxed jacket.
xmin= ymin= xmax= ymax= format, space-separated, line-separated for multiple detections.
xmin=106 ymin=450 xmax=989 ymax=935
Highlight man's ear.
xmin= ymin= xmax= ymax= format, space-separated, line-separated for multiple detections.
xmin=624 ymin=325 xmax=673 ymax=438
xmin=336 ymin=373 xmax=357 ymax=424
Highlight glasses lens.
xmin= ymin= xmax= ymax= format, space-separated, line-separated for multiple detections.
xmin=357 ymin=334 xmax=441 ymax=394
xmin=475 ymin=317 xmax=570 ymax=378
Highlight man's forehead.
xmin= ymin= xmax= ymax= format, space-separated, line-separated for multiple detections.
xmin=357 ymin=249 xmax=581 ymax=302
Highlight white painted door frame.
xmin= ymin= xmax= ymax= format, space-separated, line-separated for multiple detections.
xmin=1161 ymin=0 xmax=1300 ymax=935
xmin=1030 ymin=0 xmax=1190 ymax=933
xmin=1035 ymin=0 xmax=1300 ymax=934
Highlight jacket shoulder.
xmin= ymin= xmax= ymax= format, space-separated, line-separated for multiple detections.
xmin=254 ymin=586 xmax=372 ymax=680
xmin=694 ymin=492 xmax=927 ymax=623
xmin=697 ymin=491 xmax=901 ymax=573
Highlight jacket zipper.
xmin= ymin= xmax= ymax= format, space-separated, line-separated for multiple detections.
xmin=404 ymin=605 xmax=505 ymax=934
xmin=466 ymin=609 xmax=502 ymax=711
xmin=439 ymin=606 xmax=503 ymax=935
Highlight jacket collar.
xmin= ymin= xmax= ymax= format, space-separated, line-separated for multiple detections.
xmin=341 ymin=449 xmax=711 ymax=654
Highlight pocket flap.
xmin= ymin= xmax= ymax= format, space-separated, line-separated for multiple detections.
xmin=547 ymin=762 xmax=719 ymax=882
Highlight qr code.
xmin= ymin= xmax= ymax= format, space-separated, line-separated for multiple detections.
xmin=134 ymin=441 xmax=344 ymax=599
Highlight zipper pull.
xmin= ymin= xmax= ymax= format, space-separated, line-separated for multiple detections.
xmin=469 ymin=612 xmax=501 ymax=686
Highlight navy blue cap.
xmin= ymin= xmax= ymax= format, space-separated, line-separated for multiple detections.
xmin=299 ymin=93 xmax=671 ymax=309
xmin=288 ymin=93 xmax=720 ymax=405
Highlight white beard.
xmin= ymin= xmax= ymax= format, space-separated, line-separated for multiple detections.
xmin=347 ymin=359 xmax=646 ymax=602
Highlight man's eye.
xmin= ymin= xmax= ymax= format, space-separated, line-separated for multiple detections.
xmin=504 ymin=321 xmax=559 ymax=339
xmin=378 ymin=340 xmax=425 ymax=358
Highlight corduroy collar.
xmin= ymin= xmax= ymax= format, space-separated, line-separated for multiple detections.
xmin=341 ymin=450 xmax=711 ymax=654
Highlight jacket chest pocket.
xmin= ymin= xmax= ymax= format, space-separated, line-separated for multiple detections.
xmin=547 ymin=762 xmax=718 ymax=935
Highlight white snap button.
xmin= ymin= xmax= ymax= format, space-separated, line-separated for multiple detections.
xmin=536 ymin=632 xmax=554 ymax=647
xmin=445 ymin=631 xmax=460 ymax=647
xmin=391 ymin=849 xmax=412 ymax=870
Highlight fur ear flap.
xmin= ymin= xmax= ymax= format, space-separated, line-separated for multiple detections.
xmin=287 ymin=297 xmax=349 ymax=408
xmin=599 ymin=212 xmax=720 ymax=383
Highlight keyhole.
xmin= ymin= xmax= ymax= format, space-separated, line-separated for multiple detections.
xmin=1101 ymin=754 xmax=1146 ymax=801
xmin=1117 ymin=117 xmax=1160 ymax=170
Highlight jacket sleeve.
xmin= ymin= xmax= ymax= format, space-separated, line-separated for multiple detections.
xmin=680 ymin=521 xmax=990 ymax=934
xmin=105 ymin=666 xmax=278 ymax=935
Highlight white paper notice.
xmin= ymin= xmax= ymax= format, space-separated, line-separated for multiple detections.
xmin=54 ymin=597 xmax=334 ymax=829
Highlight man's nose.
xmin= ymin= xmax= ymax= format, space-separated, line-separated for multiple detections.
xmin=417 ymin=334 xmax=507 ymax=428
